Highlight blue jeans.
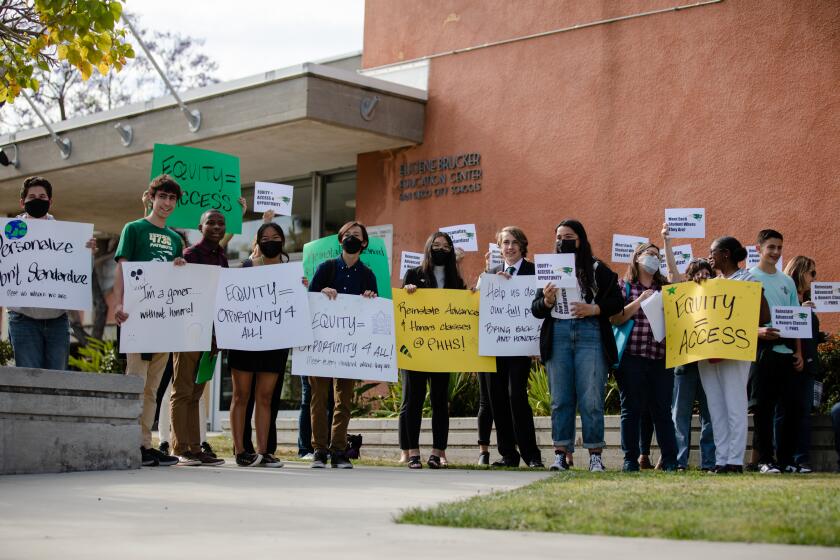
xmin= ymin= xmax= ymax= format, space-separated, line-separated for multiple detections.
xmin=616 ymin=353 xmax=678 ymax=467
xmin=546 ymin=318 xmax=607 ymax=449
xmin=672 ymin=363 xmax=715 ymax=469
xmin=8 ymin=311 xmax=69 ymax=370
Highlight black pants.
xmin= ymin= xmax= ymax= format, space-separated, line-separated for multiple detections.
xmin=399 ymin=371 xmax=449 ymax=450
xmin=490 ymin=357 xmax=541 ymax=462
xmin=754 ymin=349 xmax=799 ymax=465
xmin=476 ymin=372 xmax=493 ymax=446
xmin=243 ymin=349 xmax=289 ymax=455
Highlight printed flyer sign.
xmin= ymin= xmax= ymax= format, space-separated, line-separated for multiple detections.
xmin=488 ymin=243 xmax=503 ymax=270
xmin=746 ymin=246 xmax=782 ymax=271
xmin=292 ymin=294 xmax=397 ymax=382
xmin=393 ymin=288 xmax=495 ymax=372
xmin=302 ymin=235 xmax=392 ymax=299
xmin=120 ymin=262 xmax=219 ymax=353
xmin=399 ymin=251 xmax=423 ymax=280
xmin=0 ymin=218 xmax=93 ymax=310
xmin=665 ymin=208 xmax=706 ymax=239
xmin=440 ymin=224 xmax=478 ymax=252
xmin=534 ymin=253 xmax=577 ymax=288
xmin=550 ymin=287 xmax=583 ymax=320
xmin=811 ymin=282 xmax=840 ymax=312
xmin=478 ymin=274 xmax=541 ymax=356
xmin=253 ymin=182 xmax=294 ymax=215
xmin=660 ymin=244 xmax=693 ymax=276
xmin=771 ymin=306 xmax=813 ymax=339
xmin=612 ymin=234 xmax=649 ymax=264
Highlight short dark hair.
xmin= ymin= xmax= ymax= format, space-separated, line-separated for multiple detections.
xmin=338 ymin=221 xmax=369 ymax=245
xmin=757 ymin=229 xmax=783 ymax=245
xmin=685 ymin=258 xmax=714 ymax=280
xmin=148 ymin=174 xmax=182 ymax=199
xmin=496 ymin=226 xmax=528 ymax=258
xmin=20 ymin=176 xmax=52 ymax=200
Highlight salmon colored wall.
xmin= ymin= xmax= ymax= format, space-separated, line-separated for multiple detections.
xmin=357 ymin=0 xmax=840 ymax=331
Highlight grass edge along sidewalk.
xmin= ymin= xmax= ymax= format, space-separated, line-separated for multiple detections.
xmin=396 ymin=471 xmax=840 ymax=547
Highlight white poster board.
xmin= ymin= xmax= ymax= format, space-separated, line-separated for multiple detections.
xmin=440 ymin=223 xmax=478 ymax=252
xmin=661 ymin=244 xmax=693 ymax=276
xmin=120 ymin=262 xmax=220 ymax=353
xmin=534 ymin=253 xmax=577 ymax=288
xmin=488 ymin=243 xmax=503 ymax=270
xmin=0 ymin=218 xmax=93 ymax=310
xmin=292 ymin=293 xmax=397 ymax=382
xmin=747 ymin=246 xmax=782 ymax=271
xmin=665 ymin=208 xmax=706 ymax=239
xmin=214 ymin=262 xmax=314 ymax=350
xmin=640 ymin=290 xmax=666 ymax=342
xmin=478 ymin=274 xmax=541 ymax=356
xmin=612 ymin=234 xmax=649 ymax=263
xmin=253 ymin=182 xmax=294 ymax=215
xmin=399 ymin=251 xmax=423 ymax=280
xmin=368 ymin=224 xmax=394 ymax=273
xmin=771 ymin=306 xmax=812 ymax=339
xmin=550 ymin=287 xmax=583 ymax=320
xmin=811 ymin=282 xmax=840 ymax=312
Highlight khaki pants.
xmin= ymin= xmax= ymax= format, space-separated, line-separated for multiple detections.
xmin=310 ymin=376 xmax=354 ymax=454
xmin=126 ymin=352 xmax=170 ymax=449
xmin=171 ymin=351 xmax=205 ymax=455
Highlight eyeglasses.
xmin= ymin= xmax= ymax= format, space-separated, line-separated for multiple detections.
xmin=809 ymin=270 xmax=817 ymax=278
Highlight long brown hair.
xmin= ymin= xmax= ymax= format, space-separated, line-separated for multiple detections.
xmin=624 ymin=242 xmax=668 ymax=285
xmin=783 ymin=255 xmax=815 ymax=296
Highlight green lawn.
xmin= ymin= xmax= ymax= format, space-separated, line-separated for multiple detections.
xmin=397 ymin=470 xmax=840 ymax=547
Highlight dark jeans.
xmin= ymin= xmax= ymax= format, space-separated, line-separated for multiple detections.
xmin=640 ymin=412 xmax=654 ymax=455
xmin=399 ymin=371 xmax=449 ymax=450
xmin=776 ymin=373 xmax=814 ymax=465
xmin=476 ymin=372 xmax=493 ymax=446
xmin=489 ymin=356 xmax=541 ymax=463
xmin=297 ymin=375 xmax=333 ymax=455
xmin=616 ymin=354 xmax=677 ymax=467
xmin=243 ymin=349 xmax=288 ymax=455
xmin=831 ymin=402 xmax=840 ymax=468
xmin=754 ymin=349 xmax=799 ymax=465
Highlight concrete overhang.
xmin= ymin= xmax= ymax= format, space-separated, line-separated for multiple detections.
xmin=0 ymin=62 xmax=426 ymax=234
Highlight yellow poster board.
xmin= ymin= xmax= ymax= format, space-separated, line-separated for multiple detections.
xmin=663 ymin=278 xmax=761 ymax=368
xmin=393 ymin=288 xmax=496 ymax=372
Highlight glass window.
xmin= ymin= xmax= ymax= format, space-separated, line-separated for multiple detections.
xmin=322 ymin=170 xmax=357 ymax=237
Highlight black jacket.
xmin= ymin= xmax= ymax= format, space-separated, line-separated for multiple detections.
xmin=531 ymin=259 xmax=624 ymax=365
xmin=488 ymin=260 xmax=535 ymax=276
xmin=403 ymin=266 xmax=466 ymax=289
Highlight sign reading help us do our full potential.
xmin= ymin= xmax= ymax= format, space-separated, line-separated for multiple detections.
xmin=393 ymin=288 xmax=496 ymax=372
xmin=662 ymin=278 xmax=761 ymax=368
xmin=214 ymin=262 xmax=313 ymax=351
xmin=771 ymin=306 xmax=813 ymax=339
xmin=120 ymin=262 xmax=220 ymax=353
xmin=534 ymin=253 xmax=577 ymax=289
xmin=665 ymin=208 xmax=706 ymax=239
xmin=0 ymin=218 xmax=93 ymax=310
xmin=478 ymin=274 xmax=542 ymax=356
xmin=292 ymin=294 xmax=397 ymax=382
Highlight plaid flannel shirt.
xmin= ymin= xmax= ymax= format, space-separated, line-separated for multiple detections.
xmin=620 ymin=279 xmax=666 ymax=361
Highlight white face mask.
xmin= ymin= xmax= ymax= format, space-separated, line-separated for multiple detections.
xmin=638 ymin=255 xmax=660 ymax=274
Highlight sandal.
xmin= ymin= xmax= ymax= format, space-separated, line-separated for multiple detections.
xmin=408 ymin=455 xmax=422 ymax=469
xmin=427 ymin=455 xmax=442 ymax=469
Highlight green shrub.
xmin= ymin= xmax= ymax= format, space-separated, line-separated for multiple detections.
xmin=68 ymin=337 xmax=122 ymax=374
xmin=361 ymin=371 xmax=479 ymax=418
xmin=818 ymin=333 xmax=840 ymax=414
xmin=528 ymin=361 xmax=621 ymax=416
xmin=0 ymin=339 xmax=14 ymax=366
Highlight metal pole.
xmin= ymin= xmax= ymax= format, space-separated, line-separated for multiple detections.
xmin=21 ymin=90 xmax=71 ymax=159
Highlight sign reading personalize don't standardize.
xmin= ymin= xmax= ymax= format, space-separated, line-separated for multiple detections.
xmin=662 ymin=278 xmax=761 ymax=368
xmin=120 ymin=262 xmax=219 ymax=353
xmin=292 ymin=294 xmax=397 ymax=382
xmin=478 ymin=274 xmax=541 ymax=356
xmin=0 ymin=218 xmax=93 ymax=310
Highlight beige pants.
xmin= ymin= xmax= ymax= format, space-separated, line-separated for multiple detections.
xmin=126 ymin=352 xmax=170 ymax=449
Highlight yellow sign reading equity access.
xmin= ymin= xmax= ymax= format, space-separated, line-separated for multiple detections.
xmin=393 ymin=288 xmax=496 ymax=372
xmin=663 ymin=278 xmax=761 ymax=368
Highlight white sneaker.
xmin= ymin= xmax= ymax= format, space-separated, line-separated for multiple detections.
xmin=301 ymin=453 xmax=314 ymax=461
xmin=549 ymin=453 xmax=569 ymax=471
xmin=589 ymin=454 xmax=606 ymax=472
xmin=759 ymin=463 xmax=781 ymax=474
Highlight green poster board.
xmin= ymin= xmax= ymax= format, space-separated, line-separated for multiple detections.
xmin=150 ymin=144 xmax=242 ymax=233
xmin=302 ymin=235 xmax=392 ymax=299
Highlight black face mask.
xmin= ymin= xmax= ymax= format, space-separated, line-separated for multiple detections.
xmin=342 ymin=236 xmax=363 ymax=254
xmin=24 ymin=198 xmax=50 ymax=218
xmin=431 ymin=249 xmax=449 ymax=266
xmin=259 ymin=240 xmax=284 ymax=259
xmin=556 ymin=239 xmax=577 ymax=254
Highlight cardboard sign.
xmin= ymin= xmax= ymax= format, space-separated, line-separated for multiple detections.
xmin=393 ymin=288 xmax=495 ymax=372
xmin=478 ymin=274 xmax=541 ymax=356
xmin=120 ymin=262 xmax=220 ymax=353
xmin=612 ymin=234 xmax=649 ymax=264
xmin=301 ymin=235 xmax=392 ymax=299
xmin=746 ymin=246 xmax=782 ymax=271
xmin=367 ymin=224 xmax=394 ymax=273
xmin=214 ymin=262 xmax=313 ymax=351
xmin=292 ymin=294 xmax=397 ymax=382
xmin=399 ymin=251 xmax=423 ymax=280
xmin=253 ymin=182 xmax=294 ymax=215
xmin=641 ymin=290 xmax=666 ymax=342
xmin=440 ymin=224 xmax=478 ymax=252
xmin=665 ymin=208 xmax=706 ymax=239
xmin=550 ymin=287 xmax=583 ymax=320
xmin=0 ymin=218 xmax=93 ymax=310
xmin=663 ymin=278 xmax=761 ymax=368
xmin=660 ymin=244 xmax=693 ymax=276
xmin=488 ymin=243 xmax=503 ymax=270
xmin=534 ymin=253 xmax=577 ymax=288
xmin=771 ymin=306 xmax=813 ymax=339
xmin=150 ymin=144 xmax=242 ymax=233
xmin=811 ymin=282 xmax=840 ymax=312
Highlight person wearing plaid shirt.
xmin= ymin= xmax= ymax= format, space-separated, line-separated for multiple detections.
xmin=611 ymin=242 xmax=678 ymax=472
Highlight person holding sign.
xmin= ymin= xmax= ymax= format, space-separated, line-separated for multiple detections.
xmin=532 ymin=220 xmax=624 ymax=472
xmin=114 ymin=175 xmax=185 ymax=468
xmin=610 ymin=242 xmax=678 ymax=472
xmin=399 ymin=231 xmax=465 ymax=469
xmin=307 ymin=221 xmax=378 ymax=470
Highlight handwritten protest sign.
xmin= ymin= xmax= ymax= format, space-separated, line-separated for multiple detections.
xmin=253 ymin=182 xmax=293 ymax=215
xmin=771 ymin=306 xmax=813 ymax=338
xmin=440 ymin=224 xmax=478 ymax=252
xmin=120 ymin=262 xmax=219 ymax=353
xmin=302 ymin=235 xmax=392 ymax=299
xmin=292 ymin=294 xmax=397 ymax=382
xmin=747 ymin=246 xmax=782 ymax=271
xmin=151 ymin=144 xmax=242 ymax=233
xmin=214 ymin=262 xmax=313 ymax=350
xmin=0 ymin=218 xmax=93 ymax=310
xmin=812 ymin=282 xmax=840 ymax=312
xmin=551 ymin=287 xmax=583 ymax=320
xmin=399 ymin=251 xmax=423 ymax=280
xmin=393 ymin=288 xmax=495 ymax=372
xmin=612 ymin=234 xmax=649 ymax=263
xmin=660 ymin=244 xmax=693 ymax=276
xmin=641 ymin=290 xmax=666 ymax=342
xmin=534 ymin=254 xmax=577 ymax=288
xmin=488 ymin=243 xmax=503 ymax=270
xmin=478 ymin=274 xmax=541 ymax=356
xmin=663 ymin=278 xmax=761 ymax=368
xmin=666 ymin=208 xmax=706 ymax=239
xmin=368 ymin=224 xmax=393 ymax=273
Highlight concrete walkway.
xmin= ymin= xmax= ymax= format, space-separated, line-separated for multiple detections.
xmin=0 ymin=463 xmax=835 ymax=559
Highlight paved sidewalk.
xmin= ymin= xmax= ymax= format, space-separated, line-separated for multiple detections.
xmin=0 ymin=463 xmax=835 ymax=559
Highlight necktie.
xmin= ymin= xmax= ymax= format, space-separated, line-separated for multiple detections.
xmin=506 ymin=266 xmax=516 ymax=276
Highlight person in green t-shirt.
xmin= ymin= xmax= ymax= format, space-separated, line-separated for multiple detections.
xmin=113 ymin=174 xmax=186 ymax=468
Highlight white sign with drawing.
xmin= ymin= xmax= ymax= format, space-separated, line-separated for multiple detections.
xmin=665 ymin=208 xmax=706 ymax=239
xmin=811 ymin=282 xmax=840 ymax=313
xmin=771 ymin=306 xmax=812 ymax=339
xmin=534 ymin=253 xmax=577 ymax=288
xmin=253 ymin=182 xmax=294 ymax=215
xmin=440 ymin=223 xmax=478 ymax=252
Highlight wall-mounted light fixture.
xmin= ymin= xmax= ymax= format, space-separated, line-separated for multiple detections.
xmin=114 ymin=122 xmax=133 ymax=146
xmin=0 ymin=145 xmax=19 ymax=168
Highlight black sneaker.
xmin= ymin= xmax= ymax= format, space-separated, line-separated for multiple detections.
xmin=200 ymin=441 xmax=217 ymax=458
xmin=311 ymin=450 xmax=328 ymax=469
xmin=526 ymin=459 xmax=545 ymax=469
xmin=622 ymin=459 xmax=640 ymax=472
xmin=331 ymin=452 xmax=353 ymax=469
xmin=477 ymin=451 xmax=490 ymax=466
xmin=235 ymin=452 xmax=262 ymax=467
xmin=196 ymin=452 xmax=225 ymax=466
xmin=759 ymin=463 xmax=781 ymax=474
xmin=143 ymin=446 xmax=178 ymax=467
xmin=141 ymin=446 xmax=158 ymax=467
xmin=175 ymin=452 xmax=202 ymax=466
xmin=257 ymin=453 xmax=284 ymax=468
xmin=158 ymin=441 xmax=170 ymax=455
